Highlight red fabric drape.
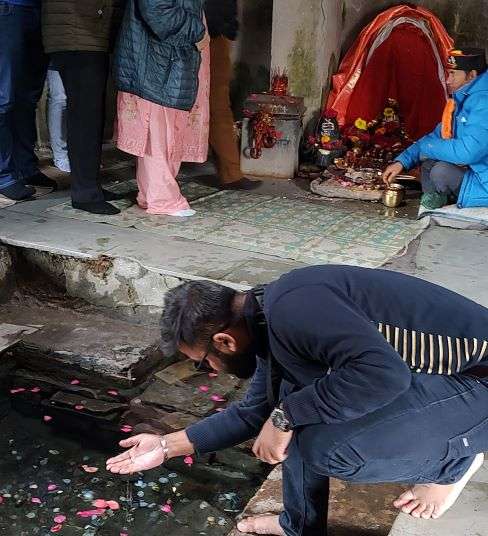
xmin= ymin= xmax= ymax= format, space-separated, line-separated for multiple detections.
xmin=327 ymin=4 xmax=454 ymax=140
xmin=345 ymin=24 xmax=446 ymax=139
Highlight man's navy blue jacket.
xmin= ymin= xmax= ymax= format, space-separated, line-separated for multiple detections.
xmin=186 ymin=265 xmax=488 ymax=454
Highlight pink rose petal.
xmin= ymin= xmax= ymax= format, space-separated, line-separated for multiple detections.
xmin=74 ymin=405 xmax=84 ymax=411
xmin=48 ymin=484 xmax=57 ymax=491
xmin=208 ymin=373 xmax=218 ymax=378
xmin=161 ymin=503 xmax=172 ymax=513
xmin=31 ymin=498 xmax=42 ymax=504
xmin=120 ymin=425 xmax=133 ymax=433
xmin=53 ymin=515 xmax=66 ymax=524
xmin=81 ymin=465 xmax=99 ymax=473
xmin=30 ymin=387 xmax=41 ymax=393
xmin=120 ymin=533 xmax=128 ymax=536
xmin=106 ymin=500 xmax=120 ymax=510
xmin=92 ymin=499 xmax=108 ymax=509
xmin=43 ymin=415 xmax=53 ymax=422
xmin=76 ymin=509 xmax=106 ymax=518
xmin=107 ymin=390 xmax=119 ymax=396
xmin=198 ymin=385 xmax=210 ymax=393
xmin=210 ymin=394 xmax=226 ymax=402
xmin=50 ymin=524 xmax=63 ymax=533
xmin=10 ymin=388 xmax=26 ymax=394
xmin=183 ymin=456 xmax=194 ymax=467
xmin=70 ymin=379 xmax=80 ymax=385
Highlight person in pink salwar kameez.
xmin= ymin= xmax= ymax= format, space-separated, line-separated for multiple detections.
xmin=116 ymin=20 xmax=210 ymax=217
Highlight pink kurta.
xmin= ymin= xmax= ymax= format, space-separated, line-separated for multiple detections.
xmin=116 ymin=44 xmax=210 ymax=214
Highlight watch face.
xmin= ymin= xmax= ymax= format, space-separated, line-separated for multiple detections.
xmin=272 ymin=409 xmax=290 ymax=431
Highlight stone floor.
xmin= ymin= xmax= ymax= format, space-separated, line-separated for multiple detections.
xmin=2 ymin=148 xmax=488 ymax=535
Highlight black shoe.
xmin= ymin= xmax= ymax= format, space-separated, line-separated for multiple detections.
xmin=72 ymin=200 xmax=121 ymax=215
xmin=0 ymin=182 xmax=36 ymax=201
xmin=221 ymin=178 xmax=262 ymax=191
xmin=24 ymin=172 xmax=58 ymax=190
xmin=102 ymin=188 xmax=127 ymax=201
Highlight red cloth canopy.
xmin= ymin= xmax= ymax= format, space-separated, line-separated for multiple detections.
xmin=327 ymin=5 xmax=454 ymax=140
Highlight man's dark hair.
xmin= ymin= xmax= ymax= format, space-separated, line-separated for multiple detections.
xmin=160 ymin=281 xmax=240 ymax=356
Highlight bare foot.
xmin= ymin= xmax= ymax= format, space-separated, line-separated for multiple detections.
xmin=237 ymin=515 xmax=285 ymax=535
xmin=394 ymin=453 xmax=484 ymax=519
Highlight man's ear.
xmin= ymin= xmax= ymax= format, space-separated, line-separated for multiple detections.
xmin=468 ymin=69 xmax=478 ymax=81
xmin=213 ymin=332 xmax=237 ymax=353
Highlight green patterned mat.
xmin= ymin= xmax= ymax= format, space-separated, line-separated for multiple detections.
xmin=47 ymin=179 xmax=429 ymax=268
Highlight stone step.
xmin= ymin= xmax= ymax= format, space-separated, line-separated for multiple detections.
xmin=227 ymin=466 xmax=404 ymax=536
xmin=1 ymin=303 xmax=164 ymax=388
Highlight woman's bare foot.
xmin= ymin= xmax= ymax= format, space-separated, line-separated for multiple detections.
xmin=236 ymin=515 xmax=286 ymax=535
xmin=394 ymin=453 xmax=484 ymax=519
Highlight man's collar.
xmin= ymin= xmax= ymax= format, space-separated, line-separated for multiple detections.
xmin=243 ymin=291 xmax=269 ymax=359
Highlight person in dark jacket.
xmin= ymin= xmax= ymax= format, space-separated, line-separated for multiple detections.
xmin=113 ymin=0 xmax=210 ymax=216
xmin=107 ymin=265 xmax=488 ymax=535
xmin=204 ymin=0 xmax=261 ymax=190
xmin=0 ymin=0 xmax=52 ymax=201
xmin=42 ymin=0 xmax=125 ymax=215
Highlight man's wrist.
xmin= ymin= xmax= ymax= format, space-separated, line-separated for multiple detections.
xmin=163 ymin=430 xmax=195 ymax=460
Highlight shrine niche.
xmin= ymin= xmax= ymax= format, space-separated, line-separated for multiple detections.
xmin=328 ymin=4 xmax=453 ymax=141
xmin=305 ymin=4 xmax=455 ymax=201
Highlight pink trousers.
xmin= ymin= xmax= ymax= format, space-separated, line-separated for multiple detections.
xmin=136 ymin=153 xmax=190 ymax=214
xmin=117 ymin=44 xmax=210 ymax=215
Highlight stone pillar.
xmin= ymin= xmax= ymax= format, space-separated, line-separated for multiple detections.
xmin=271 ymin=0 xmax=343 ymax=127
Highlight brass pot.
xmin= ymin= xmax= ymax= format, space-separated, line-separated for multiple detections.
xmin=382 ymin=184 xmax=405 ymax=208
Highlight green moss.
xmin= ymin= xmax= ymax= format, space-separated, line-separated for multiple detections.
xmin=288 ymin=27 xmax=319 ymax=99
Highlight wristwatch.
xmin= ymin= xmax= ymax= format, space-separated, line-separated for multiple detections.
xmin=270 ymin=404 xmax=292 ymax=432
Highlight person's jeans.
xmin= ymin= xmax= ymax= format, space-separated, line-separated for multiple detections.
xmin=0 ymin=2 xmax=47 ymax=190
xmin=279 ymin=373 xmax=488 ymax=535
xmin=421 ymin=159 xmax=467 ymax=198
xmin=46 ymin=68 xmax=69 ymax=170
xmin=50 ymin=51 xmax=109 ymax=203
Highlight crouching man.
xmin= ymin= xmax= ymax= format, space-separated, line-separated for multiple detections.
xmin=107 ymin=265 xmax=488 ymax=535
xmin=383 ymin=47 xmax=488 ymax=210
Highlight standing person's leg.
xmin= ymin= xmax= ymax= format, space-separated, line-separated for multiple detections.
xmin=209 ymin=37 xmax=260 ymax=190
xmin=0 ymin=2 xmax=35 ymax=200
xmin=54 ymin=51 xmax=118 ymax=214
xmin=137 ymin=105 xmax=194 ymax=216
xmin=46 ymin=68 xmax=70 ymax=172
xmin=11 ymin=3 xmax=48 ymax=188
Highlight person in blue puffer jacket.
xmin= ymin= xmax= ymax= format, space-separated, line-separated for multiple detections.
xmin=383 ymin=47 xmax=488 ymax=210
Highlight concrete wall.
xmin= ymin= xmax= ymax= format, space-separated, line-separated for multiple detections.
xmin=342 ymin=0 xmax=488 ymax=54
xmin=270 ymin=0 xmax=343 ymax=127
xmin=231 ymin=0 xmax=273 ymax=117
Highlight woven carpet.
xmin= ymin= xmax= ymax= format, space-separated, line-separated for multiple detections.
xmin=47 ymin=179 xmax=430 ymax=268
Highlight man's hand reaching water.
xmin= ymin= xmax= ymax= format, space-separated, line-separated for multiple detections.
xmin=106 ymin=434 xmax=168 ymax=474
xmin=106 ymin=431 xmax=195 ymax=474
